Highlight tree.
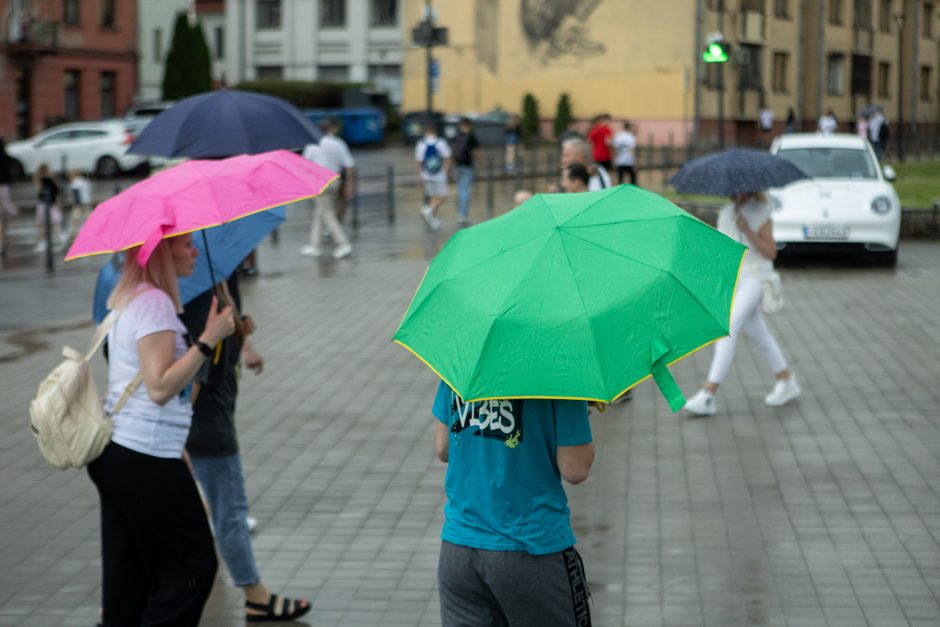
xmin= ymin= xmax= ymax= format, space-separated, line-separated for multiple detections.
xmin=554 ymin=93 xmax=572 ymax=139
xmin=521 ymin=93 xmax=540 ymax=142
xmin=162 ymin=12 xmax=212 ymax=100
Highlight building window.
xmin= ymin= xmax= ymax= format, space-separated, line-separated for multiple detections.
xmin=774 ymin=0 xmax=789 ymax=18
xmin=877 ymin=61 xmax=890 ymax=97
xmin=214 ymin=26 xmax=224 ymax=60
xmin=318 ymin=65 xmax=349 ymax=81
xmin=63 ymin=0 xmax=80 ymax=25
xmin=851 ymin=54 xmax=872 ymax=95
xmin=854 ymin=0 xmax=872 ymax=28
xmin=921 ymin=66 xmax=933 ymax=100
xmin=153 ymin=29 xmax=162 ymax=63
xmin=256 ymin=0 xmax=281 ymax=29
xmin=100 ymin=0 xmax=115 ymax=28
xmin=738 ymin=44 xmax=763 ymax=90
xmin=706 ymin=0 xmax=724 ymax=9
xmin=320 ymin=0 xmax=346 ymax=27
xmin=370 ymin=0 xmax=398 ymax=26
xmin=772 ymin=52 xmax=789 ymax=92
xmin=741 ymin=0 xmax=764 ymax=11
xmin=924 ymin=4 xmax=934 ymax=38
xmin=830 ymin=0 xmax=843 ymax=24
xmin=100 ymin=71 xmax=116 ymax=118
xmin=256 ymin=65 xmax=283 ymax=80
xmin=827 ymin=53 xmax=845 ymax=95
xmin=704 ymin=62 xmax=722 ymax=89
xmin=879 ymin=0 xmax=893 ymax=32
xmin=64 ymin=70 xmax=80 ymax=120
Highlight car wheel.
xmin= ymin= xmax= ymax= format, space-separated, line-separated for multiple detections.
xmin=96 ymin=156 xmax=121 ymax=178
xmin=9 ymin=159 xmax=25 ymax=181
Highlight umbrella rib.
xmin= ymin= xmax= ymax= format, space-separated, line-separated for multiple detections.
xmin=555 ymin=186 xmax=627 ymax=226
xmin=560 ymin=218 xmax=734 ymax=332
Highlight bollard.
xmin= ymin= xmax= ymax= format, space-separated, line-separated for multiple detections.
xmin=352 ymin=183 xmax=360 ymax=231
xmin=934 ymin=202 xmax=939 ymax=236
xmin=487 ymin=155 xmax=495 ymax=217
xmin=386 ymin=165 xmax=395 ymax=224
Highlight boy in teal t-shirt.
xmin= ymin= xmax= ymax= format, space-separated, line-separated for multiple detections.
xmin=432 ymin=380 xmax=595 ymax=626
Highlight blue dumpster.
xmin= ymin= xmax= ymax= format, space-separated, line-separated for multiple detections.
xmin=303 ymin=108 xmax=334 ymax=135
xmin=339 ymin=107 xmax=386 ymax=145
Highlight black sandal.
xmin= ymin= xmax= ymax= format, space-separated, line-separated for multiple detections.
xmin=245 ymin=593 xmax=311 ymax=622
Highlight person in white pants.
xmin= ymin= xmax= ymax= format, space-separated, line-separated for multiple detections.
xmin=685 ymin=192 xmax=800 ymax=416
xmin=300 ymin=118 xmax=354 ymax=259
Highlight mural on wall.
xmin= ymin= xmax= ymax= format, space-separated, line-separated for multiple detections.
xmin=519 ymin=0 xmax=606 ymax=63
xmin=476 ymin=0 xmax=500 ymax=74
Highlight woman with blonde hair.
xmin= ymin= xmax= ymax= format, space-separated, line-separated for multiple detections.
xmin=684 ymin=191 xmax=800 ymax=416
xmin=88 ymin=233 xmax=235 ymax=626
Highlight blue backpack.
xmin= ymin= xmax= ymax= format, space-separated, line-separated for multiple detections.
xmin=422 ymin=139 xmax=444 ymax=175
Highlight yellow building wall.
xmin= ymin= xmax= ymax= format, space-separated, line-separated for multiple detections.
xmin=402 ymin=0 xmax=697 ymax=141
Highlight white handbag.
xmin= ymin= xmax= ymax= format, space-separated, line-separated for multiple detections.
xmin=761 ymin=271 xmax=784 ymax=314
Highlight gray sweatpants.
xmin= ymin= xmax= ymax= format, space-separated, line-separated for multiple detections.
xmin=438 ymin=541 xmax=591 ymax=627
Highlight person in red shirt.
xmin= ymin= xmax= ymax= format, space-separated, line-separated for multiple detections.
xmin=587 ymin=114 xmax=614 ymax=173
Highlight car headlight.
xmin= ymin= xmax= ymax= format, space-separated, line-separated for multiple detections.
xmin=871 ymin=196 xmax=892 ymax=215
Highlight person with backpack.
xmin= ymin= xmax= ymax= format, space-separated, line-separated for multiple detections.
xmin=87 ymin=234 xmax=235 ymax=626
xmin=415 ymin=124 xmax=452 ymax=230
xmin=452 ymin=118 xmax=480 ymax=227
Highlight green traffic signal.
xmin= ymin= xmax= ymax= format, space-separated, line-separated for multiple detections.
xmin=703 ymin=42 xmax=729 ymax=63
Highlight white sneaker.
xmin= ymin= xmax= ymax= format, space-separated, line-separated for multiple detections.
xmin=333 ymin=243 xmax=352 ymax=259
xmin=420 ymin=204 xmax=435 ymax=226
xmin=300 ymin=245 xmax=321 ymax=257
xmin=684 ymin=389 xmax=717 ymax=416
xmin=765 ymin=376 xmax=801 ymax=407
xmin=246 ymin=516 xmax=258 ymax=533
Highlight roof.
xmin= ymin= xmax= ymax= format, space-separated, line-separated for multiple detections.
xmin=774 ymin=133 xmax=869 ymax=150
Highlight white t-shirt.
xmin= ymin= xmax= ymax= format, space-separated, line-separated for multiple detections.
xmin=717 ymin=200 xmax=774 ymax=278
xmin=588 ymin=164 xmax=612 ymax=191
xmin=612 ymin=131 xmax=636 ymax=167
xmin=303 ymin=134 xmax=354 ymax=174
xmin=69 ymin=177 xmax=92 ymax=205
xmin=818 ymin=115 xmax=837 ymax=134
xmin=415 ymin=135 xmax=452 ymax=182
xmin=106 ymin=286 xmax=192 ymax=459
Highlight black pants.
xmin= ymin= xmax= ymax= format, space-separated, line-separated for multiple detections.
xmin=617 ymin=165 xmax=637 ymax=186
xmin=88 ymin=443 xmax=217 ymax=627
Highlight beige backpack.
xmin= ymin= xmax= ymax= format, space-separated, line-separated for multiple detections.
xmin=29 ymin=311 xmax=141 ymax=470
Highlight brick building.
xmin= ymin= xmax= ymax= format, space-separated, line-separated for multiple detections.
xmin=0 ymin=0 xmax=138 ymax=140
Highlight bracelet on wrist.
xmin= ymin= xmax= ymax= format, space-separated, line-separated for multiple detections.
xmin=194 ymin=340 xmax=213 ymax=358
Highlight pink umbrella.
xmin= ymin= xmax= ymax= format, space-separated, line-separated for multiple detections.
xmin=65 ymin=150 xmax=337 ymax=265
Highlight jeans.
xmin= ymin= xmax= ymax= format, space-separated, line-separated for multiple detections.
xmin=190 ymin=453 xmax=261 ymax=587
xmin=456 ymin=166 xmax=474 ymax=220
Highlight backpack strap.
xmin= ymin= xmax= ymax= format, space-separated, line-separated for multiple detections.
xmin=85 ymin=310 xmax=117 ymax=361
xmin=110 ymin=372 xmax=143 ymax=418
xmin=87 ymin=310 xmax=143 ymax=418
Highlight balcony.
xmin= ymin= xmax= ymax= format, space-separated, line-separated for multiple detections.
xmin=854 ymin=25 xmax=873 ymax=55
xmin=2 ymin=18 xmax=60 ymax=57
xmin=739 ymin=10 xmax=767 ymax=43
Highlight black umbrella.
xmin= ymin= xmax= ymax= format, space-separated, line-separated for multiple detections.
xmin=128 ymin=90 xmax=322 ymax=159
xmin=670 ymin=148 xmax=810 ymax=197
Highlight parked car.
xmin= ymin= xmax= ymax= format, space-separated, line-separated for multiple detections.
xmin=124 ymin=100 xmax=175 ymax=120
xmin=6 ymin=120 xmax=149 ymax=178
xmin=402 ymin=111 xmax=445 ymax=145
xmin=768 ymin=133 xmax=901 ymax=266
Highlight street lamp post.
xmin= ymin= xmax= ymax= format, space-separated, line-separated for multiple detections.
xmin=412 ymin=1 xmax=448 ymax=125
xmin=894 ymin=12 xmax=905 ymax=162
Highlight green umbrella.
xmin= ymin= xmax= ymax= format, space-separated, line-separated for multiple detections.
xmin=393 ymin=186 xmax=746 ymax=411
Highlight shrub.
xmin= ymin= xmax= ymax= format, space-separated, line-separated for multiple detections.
xmin=521 ymin=93 xmax=540 ymax=142
xmin=554 ymin=93 xmax=572 ymax=139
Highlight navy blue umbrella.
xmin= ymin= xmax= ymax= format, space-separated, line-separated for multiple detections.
xmin=669 ymin=148 xmax=809 ymax=197
xmin=128 ymin=90 xmax=322 ymax=159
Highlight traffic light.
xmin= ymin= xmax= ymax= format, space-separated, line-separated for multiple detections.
xmin=703 ymin=41 xmax=730 ymax=63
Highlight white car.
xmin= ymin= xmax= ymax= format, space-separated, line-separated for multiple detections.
xmin=768 ymin=133 xmax=901 ymax=265
xmin=6 ymin=120 xmax=149 ymax=178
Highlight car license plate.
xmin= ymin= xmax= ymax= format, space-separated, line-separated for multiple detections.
xmin=803 ymin=226 xmax=849 ymax=240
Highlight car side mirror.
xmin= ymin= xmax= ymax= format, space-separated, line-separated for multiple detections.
xmin=882 ymin=165 xmax=897 ymax=182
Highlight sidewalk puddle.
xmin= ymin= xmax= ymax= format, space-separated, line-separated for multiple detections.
xmin=0 ymin=320 xmax=92 ymax=363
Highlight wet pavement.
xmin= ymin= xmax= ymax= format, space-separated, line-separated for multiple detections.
xmin=1 ymin=183 xmax=940 ymax=626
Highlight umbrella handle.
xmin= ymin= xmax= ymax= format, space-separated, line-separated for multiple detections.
xmin=650 ymin=338 xmax=686 ymax=413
